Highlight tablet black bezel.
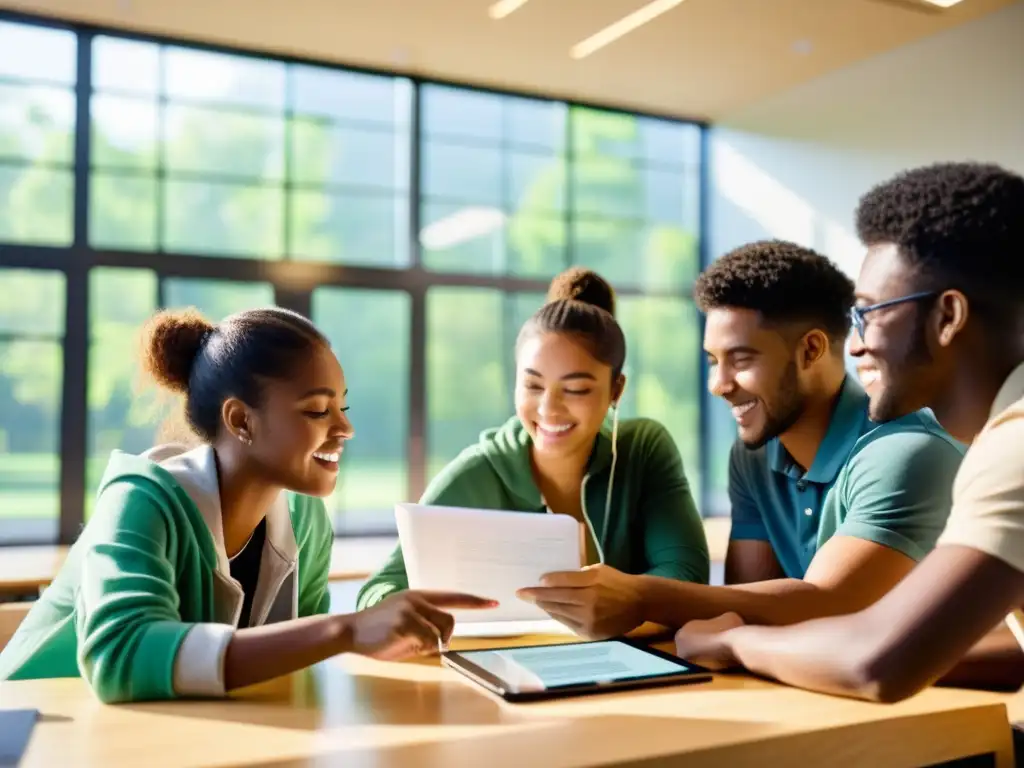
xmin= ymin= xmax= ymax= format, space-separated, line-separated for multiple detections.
xmin=440 ymin=638 xmax=714 ymax=703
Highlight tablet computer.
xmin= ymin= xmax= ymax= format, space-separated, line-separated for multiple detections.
xmin=441 ymin=639 xmax=712 ymax=702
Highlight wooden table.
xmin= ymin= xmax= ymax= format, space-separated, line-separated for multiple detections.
xmin=2 ymin=632 xmax=1015 ymax=768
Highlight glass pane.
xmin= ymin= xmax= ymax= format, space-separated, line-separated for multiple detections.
xmin=421 ymin=85 xmax=502 ymax=141
xmin=163 ymin=179 xmax=284 ymax=259
xmin=573 ymin=218 xmax=698 ymax=290
xmin=0 ymin=83 xmax=75 ymax=163
xmin=163 ymin=278 xmax=275 ymax=318
xmin=87 ymin=269 xmax=158 ymax=504
xmin=506 ymin=214 xmax=567 ymax=279
xmin=0 ymin=339 xmax=63 ymax=541
xmin=572 ymin=159 xmax=643 ymax=218
xmin=572 ymin=217 xmax=644 ymax=287
xmin=426 ymin=288 xmax=508 ymax=477
xmin=92 ymin=36 xmax=160 ymax=95
xmin=0 ymin=21 xmax=76 ymax=84
xmin=290 ymin=119 xmax=408 ymax=190
xmin=164 ymin=105 xmax=284 ymax=179
xmin=312 ymin=288 xmax=410 ymax=533
xmin=90 ymin=95 xmax=158 ymax=170
xmin=508 ymin=151 xmax=565 ymax=213
xmin=572 ymin=107 xmax=641 ymax=161
xmin=421 ymin=141 xmax=502 ymax=205
xmin=164 ymin=47 xmax=286 ymax=109
xmin=420 ymin=202 xmax=507 ymax=275
xmin=0 ymin=166 xmax=73 ymax=246
xmin=639 ymin=117 xmax=701 ymax=166
xmin=290 ymin=190 xmax=408 ymax=267
xmin=617 ymin=297 xmax=702 ymax=504
xmin=90 ymin=173 xmax=158 ymax=250
xmin=643 ymin=167 xmax=688 ymax=226
xmin=507 ymin=98 xmax=566 ymax=150
xmin=0 ymin=269 xmax=65 ymax=336
xmin=291 ymin=66 xmax=412 ymax=125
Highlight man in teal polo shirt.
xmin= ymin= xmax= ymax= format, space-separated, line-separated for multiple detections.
xmin=518 ymin=241 xmax=964 ymax=638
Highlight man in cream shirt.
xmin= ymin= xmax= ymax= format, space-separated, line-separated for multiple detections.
xmin=673 ymin=161 xmax=1024 ymax=706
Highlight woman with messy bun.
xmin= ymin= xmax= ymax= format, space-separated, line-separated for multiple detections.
xmin=0 ymin=307 xmax=492 ymax=701
xmin=359 ymin=268 xmax=709 ymax=638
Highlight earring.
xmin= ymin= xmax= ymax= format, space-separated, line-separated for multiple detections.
xmin=238 ymin=431 xmax=253 ymax=446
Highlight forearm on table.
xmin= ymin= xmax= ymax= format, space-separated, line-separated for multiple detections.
xmin=223 ymin=613 xmax=352 ymax=691
xmin=937 ymin=623 xmax=1024 ymax=691
xmin=636 ymin=574 xmax=856 ymax=628
xmin=726 ymin=618 xmax=883 ymax=700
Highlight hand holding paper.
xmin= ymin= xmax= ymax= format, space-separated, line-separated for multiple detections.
xmin=395 ymin=503 xmax=583 ymax=635
xmin=517 ymin=564 xmax=646 ymax=639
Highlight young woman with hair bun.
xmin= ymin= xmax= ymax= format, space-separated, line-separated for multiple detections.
xmin=359 ymin=268 xmax=709 ymax=639
xmin=0 ymin=306 xmax=493 ymax=701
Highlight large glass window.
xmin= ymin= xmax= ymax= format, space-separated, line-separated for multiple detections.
xmin=420 ymin=85 xmax=567 ymax=279
xmin=1 ymin=15 xmax=706 ymax=542
xmin=313 ymin=288 xmax=410 ymax=532
xmin=90 ymin=37 xmax=412 ymax=266
xmin=0 ymin=21 xmax=76 ymax=246
xmin=0 ymin=269 xmax=65 ymax=542
xmin=571 ymin=108 xmax=701 ymax=290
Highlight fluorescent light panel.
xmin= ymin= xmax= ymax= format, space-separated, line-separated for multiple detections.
xmin=489 ymin=0 xmax=531 ymax=19
xmin=571 ymin=0 xmax=688 ymax=60
xmin=920 ymin=0 xmax=964 ymax=6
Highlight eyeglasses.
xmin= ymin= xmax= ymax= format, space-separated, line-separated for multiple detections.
xmin=849 ymin=291 xmax=937 ymax=339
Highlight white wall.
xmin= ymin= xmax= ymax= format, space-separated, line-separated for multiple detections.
xmin=709 ymin=0 xmax=1024 ymax=278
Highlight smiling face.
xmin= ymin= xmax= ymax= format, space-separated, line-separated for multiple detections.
xmin=850 ymin=243 xmax=951 ymax=422
xmin=704 ymin=308 xmax=809 ymax=449
xmin=226 ymin=341 xmax=355 ymax=497
xmin=514 ymin=332 xmax=623 ymax=460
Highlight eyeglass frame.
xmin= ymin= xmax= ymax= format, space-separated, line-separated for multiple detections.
xmin=849 ymin=291 xmax=938 ymax=340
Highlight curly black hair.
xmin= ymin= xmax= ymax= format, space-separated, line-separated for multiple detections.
xmin=855 ymin=162 xmax=1024 ymax=310
xmin=694 ymin=240 xmax=854 ymax=343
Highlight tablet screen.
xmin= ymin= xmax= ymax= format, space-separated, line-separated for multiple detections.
xmin=450 ymin=640 xmax=700 ymax=693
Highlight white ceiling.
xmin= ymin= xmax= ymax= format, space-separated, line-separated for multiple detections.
xmin=0 ymin=0 xmax=1016 ymax=119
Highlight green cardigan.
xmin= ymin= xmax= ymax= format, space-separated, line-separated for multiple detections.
xmin=0 ymin=444 xmax=334 ymax=703
xmin=358 ymin=416 xmax=710 ymax=609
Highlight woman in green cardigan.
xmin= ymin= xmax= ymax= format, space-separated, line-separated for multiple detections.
xmin=0 ymin=307 xmax=492 ymax=702
xmin=358 ymin=268 xmax=710 ymax=637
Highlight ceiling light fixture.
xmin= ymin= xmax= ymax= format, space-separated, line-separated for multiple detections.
xmin=489 ymin=0 xmax=531 ymax=19
xmin=919 ymin=0 xmax=964 ymax=6
xmin=570 ymin=0 xmax=688 ymax=60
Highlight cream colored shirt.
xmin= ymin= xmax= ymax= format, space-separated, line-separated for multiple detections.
xmin=936 ymin=362 xmax=1024 ymax=650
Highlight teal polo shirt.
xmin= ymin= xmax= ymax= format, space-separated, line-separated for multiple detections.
xmin=728 ymin=375 xmax=965 ymax=579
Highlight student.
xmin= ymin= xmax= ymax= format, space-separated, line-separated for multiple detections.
xmin=673 ymin=161 xmax=1024 ymax=702
xmin=0 ymin=307 xmax=493 ymax=702
xmin=357 ymin=268 xmax=709 ymax=613
xmin=518 ymin=242 xmax=964 ymax=639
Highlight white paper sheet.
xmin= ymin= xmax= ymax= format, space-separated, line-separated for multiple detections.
xmin=394 ymin=502 xmax=582 ymax=632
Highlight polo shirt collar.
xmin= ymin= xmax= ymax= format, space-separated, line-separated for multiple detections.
xmin=991 ymin=362 xmax=1024 ymax=420
xmin=768 ymin=374 xmax=868 ymax=484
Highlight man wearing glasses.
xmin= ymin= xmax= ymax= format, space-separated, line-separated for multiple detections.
xmin=674 ymin=161 xmax=1024 ymax=699
xmin=518 ymin=239 xmax=965 ymax=639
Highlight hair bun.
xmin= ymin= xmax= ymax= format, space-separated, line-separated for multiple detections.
xmin=140 ymin=308 xmax=216 ymax=394
xmin=546 ymin=267 xmax=616 ymax=316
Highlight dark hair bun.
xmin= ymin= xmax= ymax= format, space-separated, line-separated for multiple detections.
xmin=140 ymin=308 xmax=216 ymax=393
xmin=546 ymin=267 xmax=616 ymax=316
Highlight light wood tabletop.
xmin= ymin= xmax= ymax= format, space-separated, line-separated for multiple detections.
xmin=2 ymin=631 xmax=1015 ymax=768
